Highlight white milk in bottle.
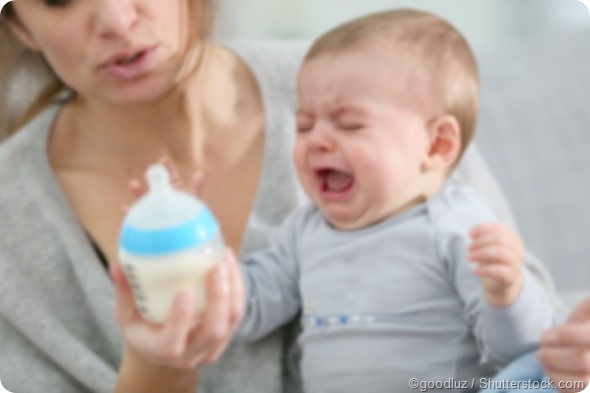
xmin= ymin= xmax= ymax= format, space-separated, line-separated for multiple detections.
xmin=119 ymin=164 xmax=224 ymax=324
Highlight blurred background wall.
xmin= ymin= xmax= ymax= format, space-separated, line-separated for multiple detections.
xmin=216 ymin=0 xmax=590 ymax=51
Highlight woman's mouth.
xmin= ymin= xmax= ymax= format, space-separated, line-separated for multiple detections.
xmin=116 ymin=52 xmax=144 ymax=65
xmin=102 ymin=46 xmax=157 ymax=81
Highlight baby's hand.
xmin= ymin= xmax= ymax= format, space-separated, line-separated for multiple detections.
xmin=468 ymin=223 xmax=525 ymax=308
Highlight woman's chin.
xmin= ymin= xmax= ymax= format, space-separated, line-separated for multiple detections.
xmin=93 ymin=71 xmax=177 ymax=107
xmin=102 ymin=82 xmax=174 ymax=107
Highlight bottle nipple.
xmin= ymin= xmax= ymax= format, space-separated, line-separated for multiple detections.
xmin=146 ymin=164 xmax=172 ymax=193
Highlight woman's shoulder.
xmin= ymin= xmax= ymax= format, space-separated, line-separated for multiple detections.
xmin=0 ymin=103 xmax=58 ymax=165
xmin=223 ymin=40 xmax=311 ymax=92
xmin=0 ymin=104 xmax=59 ymax=214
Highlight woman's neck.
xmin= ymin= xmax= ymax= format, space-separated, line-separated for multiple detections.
xmin=53 ymin=44 xmax=262 ymax=178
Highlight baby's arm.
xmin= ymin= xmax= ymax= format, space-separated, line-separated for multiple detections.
xmin=440 ymin=189 xmax=555 ymax=366
xmin=468 ymin=223 xmax=525 ymax=307
xmin=235 ymin=213 xmax=303 ymax=342
xmin=450 ymin=233 xmax=554 ymax=366
xmin=478 ymin=269 xmax=554 ymax=365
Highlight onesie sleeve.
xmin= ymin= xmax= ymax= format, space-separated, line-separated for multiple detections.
xmin=436 ymin=187 xmax=555 ymax=366
xmin=235 ymin=211 xmax=303 ymax=342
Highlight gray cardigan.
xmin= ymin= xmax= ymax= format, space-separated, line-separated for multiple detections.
xmin=0 ymin=41 xmax=558 ymax=393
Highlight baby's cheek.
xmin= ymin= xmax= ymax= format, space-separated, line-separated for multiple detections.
xmin=292 ymin=147 xmax=306 ymax=175
xmin=360 ymin=169 xmax=390 ymax=200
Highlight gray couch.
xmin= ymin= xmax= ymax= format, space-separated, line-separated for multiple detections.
xmin=475 ymin=30 xmax=590 ymax=305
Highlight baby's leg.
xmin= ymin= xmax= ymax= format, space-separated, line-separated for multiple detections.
xmin=479 ymin=352 xmax=556 ymax=392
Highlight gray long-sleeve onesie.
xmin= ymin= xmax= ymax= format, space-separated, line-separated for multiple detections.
xmin=237 ymin=183 xmax=555 ymax=393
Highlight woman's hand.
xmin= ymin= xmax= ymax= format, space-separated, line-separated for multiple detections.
xmin=112 ymin=248 xmax=244 ymax=369
xmin=116 ymin=158 xmax=245 ymax=369
xmin=538 ymin=297 xmax=590 ymax=393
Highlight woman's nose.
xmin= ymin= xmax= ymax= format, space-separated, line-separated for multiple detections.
xmin=91 ymin=0 xmax=139 ymax=40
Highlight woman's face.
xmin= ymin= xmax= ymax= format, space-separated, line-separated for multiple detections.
xmin=9 ymin=0 xmax=198 ymax=105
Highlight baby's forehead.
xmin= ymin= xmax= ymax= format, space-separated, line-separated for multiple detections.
xmin=307 ymin=36 xmax=421 ymax=72
xmin=300 ymin=47 xmax=438 ymax=116
xmin=301 ymin=42 xmax=429 ymax=92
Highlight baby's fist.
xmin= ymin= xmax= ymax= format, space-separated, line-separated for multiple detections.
xmin=468 ymin=223 xmax=525 ymax=307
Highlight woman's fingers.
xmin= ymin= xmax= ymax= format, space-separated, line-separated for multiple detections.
xmin=126 ymin=159 xmax=185 ymax=206
xmin=539 ymin=323 xmax=590 ymax=392
xmin=538 ymin=346 xmax=590 ymax=375
xmin=111 ymin=264 xmax=164 ymax=359
xmin=542 ymin=324 xmax=590 ymax=348
xmin=118 ymin=286 xmax=206 ymax=369
xmin=186 ymin=259 xmax=232 ymax=363
xmin=123 ymin=178 xmax=147 ymax=213
xmin=538 ymin=347 xmax=590 ymax=392
xmin=190 ymin=171 xmax=205 ymax=198
xmin=203 ymin=250 xmax=245 ymax=363
xmin=129 ymin=178 xmax=146 ymax=198
xmin=539 ymin=370 xmax=589 ymax=393
xmin=160 ymin=157 xmax=185 ymax=190
xmin=566 ymin=297 xmax=590 ymax=325
xmin=125 ymin=161 xmax=203 ymax=215
xmin=115 ymin=258 xmax=239 ymax=370
xmin=159 ymin=157 xmax=206 ymax=198
xmin=113 ymin=262 xmax=194 ymax=363
xmin=158 ymin=289 xmax=198 ymax=360
xmin=227 ymin=249 xmax=245 ymax=330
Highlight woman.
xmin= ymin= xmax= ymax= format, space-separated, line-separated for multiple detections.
xmin=539 ymin=298 xmax=590 ymax=393
xmin=0 ymin=1 xmax=567 ymax=392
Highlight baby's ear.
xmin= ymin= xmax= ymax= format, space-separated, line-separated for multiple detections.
xmin=422 ymin=115 xmax=461 ymax=172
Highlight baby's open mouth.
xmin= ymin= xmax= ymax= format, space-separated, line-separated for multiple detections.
xmin=316 ymin=169 xmax=355 ymax=193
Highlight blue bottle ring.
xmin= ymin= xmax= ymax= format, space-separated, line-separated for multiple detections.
xmin=119 ymin=207 xmax=220 ymax=257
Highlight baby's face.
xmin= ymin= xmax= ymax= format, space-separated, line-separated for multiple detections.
xmin=294 ymin=49 xmax=432 ymax=230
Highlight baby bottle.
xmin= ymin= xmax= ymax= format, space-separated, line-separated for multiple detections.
xmin=118 ymin=164 xmax=224 ymax=324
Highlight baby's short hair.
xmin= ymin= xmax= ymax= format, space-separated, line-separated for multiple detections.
xmin=304 ymin=9 xmax=479 ymax=162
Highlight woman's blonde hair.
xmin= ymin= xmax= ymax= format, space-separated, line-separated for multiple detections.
xmin=0 ymin=0 xmax=215 ymax=142
xmin=305 ymin=9 xmax=479 ymax=163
